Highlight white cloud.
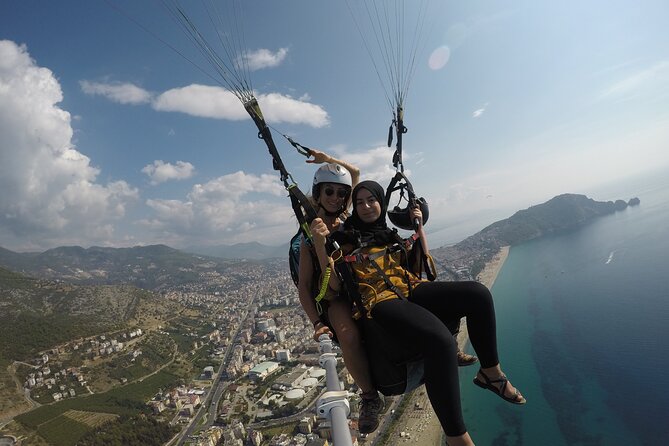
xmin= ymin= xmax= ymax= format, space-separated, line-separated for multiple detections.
xmin=472 ymin=102 xmax=489 ymax=118
xmin=599 ymin=61 xmax=669 ymax=101
xmin=142 ymin=160 xmax=195 ymax=185
xmin=153 ymin=84 xmax=247 ymax=120
xmin=256 ymin=92 xmax=329 ymax=127
xmin=331 ymin=145 xmax=398 ymax=185
xmin=80 ymin=80 xmax=152 ymax=104
xmin=152 ymin=84 xmax=329 ymax=127
xmin=242 ymin=48 xmax=289 ymax=71
xmin=141 ymin=170 xmax=293 ymax=245
xmin=0 ymin=40 xmax=138 ymax=250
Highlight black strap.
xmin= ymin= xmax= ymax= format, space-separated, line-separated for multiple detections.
xmin=283 ymin=135 xmax=313 ymax=158
xmin=242 ymin=96 xmax=368 ymax=319
xmin=368 ymin=256 xmax=408 ymax=300
xmin=244 ymin=98 xmax=292 ymax=187
xmin=385 ymin=171 xmax=420 ymax=230
xmin=389 ymin=106 xmax=408 ymax=171
xmin=335 ymin=260 xmax=368 ymax=318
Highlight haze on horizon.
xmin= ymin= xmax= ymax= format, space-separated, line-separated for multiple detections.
xmin=1 ymin=1 xmax=668 ymax=252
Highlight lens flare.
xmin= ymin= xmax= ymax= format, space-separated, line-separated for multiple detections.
xmin=428 ymin=46 xmax=451 ymax=70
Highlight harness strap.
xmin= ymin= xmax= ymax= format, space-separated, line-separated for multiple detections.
xmin=244 ymin=98 xmax=294 ymax=187
xmin=283 ymin=135 xmax=313 ymax=158
xmin=368 ymin=256 xmax=408 ymax=300
xmin=342 ymin=234 xmax=419 ymax=264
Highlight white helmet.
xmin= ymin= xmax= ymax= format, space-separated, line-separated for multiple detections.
xmin=312 ymin=163 xmax=352 ymax=199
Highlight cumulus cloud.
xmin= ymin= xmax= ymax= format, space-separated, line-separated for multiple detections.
xmin=152 ymin=84 xmax=329 ymax=127
xmin=142 ymin=160 xmax=195 ymax=185
xmin=326 ymin=145 xmax=406 ymax=188
xmin=242 ymin=47 xmax=288 ymax=71
xmin=80 ymin=80 xmax=152 ymax=104
xmin=80 ymin=77 xmax=330 ymax=128
xmin=256 ymin=92 xmax=329 ymax=127
xmin=0 ymin=40 xmax=138 ymax=249
xmin=153 ymin=85 xmax=246 ymax=120
xmin=140 ymin=171 xmax=292 ymax=245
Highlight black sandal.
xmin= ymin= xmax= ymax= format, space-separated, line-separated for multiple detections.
xmin=473 ymin=369 xmax=526 ymax=405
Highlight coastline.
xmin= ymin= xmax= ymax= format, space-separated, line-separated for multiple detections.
xmin=383 ymin=246 xmax=510 ymax=446
xmin=459 ymin=245 xmax=511 ymax=350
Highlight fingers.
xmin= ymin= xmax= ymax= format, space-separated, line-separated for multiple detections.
xmin=310 ymin=218 xmax=330 ymax=239
xmin=312 ymin=325 xmax=332 ymax=341
xmin=305 ymin=149 xmax=328 ymax=165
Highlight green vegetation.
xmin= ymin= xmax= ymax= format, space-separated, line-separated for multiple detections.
xmin=0 ymin=244 xmax=234 ymax=290
xmin=167 ymin=330 xmax=196 ymax=354
xmin=0 ymin=313 xmax=103 ymax=361
xmin=16 ymin=369 xmax=179 ymax=431
xmin=268 ymin=402 xmax=298 ymax=419
xmin=106 ymin=333 xmax=174 ymax=382
xmin=259 ymin=421 xmax=298 ymax=439
xmin=0 ymin=266 xmax=37 ymax=288
xmin=76 ymin=415 xmax=178 ymax=446
xmin=37 ymin=415 xmax=90 ymax=446
xmin=473 ymin=193 xmax=623 ymax=248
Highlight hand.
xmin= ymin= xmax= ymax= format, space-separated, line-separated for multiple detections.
xmin=305 ymin=149 xmax=331 ymax=164
xmin=313 ymin=322 xmax=333 ymax=342
xmin=410 ymin=206 xmax=423 ymax=228
xmin=310 ymin=218 xmax=330 ymax=244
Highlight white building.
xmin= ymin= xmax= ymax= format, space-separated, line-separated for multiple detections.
xmin=248 ymin=361 xmax=279 ymax=382
xmin=275 ymin=349 xmax=291 ymax=362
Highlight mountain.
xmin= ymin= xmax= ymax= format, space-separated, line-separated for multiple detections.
xmin=0 ymin=194 xmax=639 ymax=287
xmin=431 ymin=193 xmax=639 ymax=277
xmin=0 ymin=244 xmax=239 ymax=290
xmin=0 ymin=267 xmax=180 ymax=361
xmin=184 ymin=241 xmax=288 ymax=260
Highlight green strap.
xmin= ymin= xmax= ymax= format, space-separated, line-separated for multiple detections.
xmin=314 ymin=266 xmax=332 ymax=304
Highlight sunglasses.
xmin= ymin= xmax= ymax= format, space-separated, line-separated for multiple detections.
xmin=323 ymin=187 xmax=349 ymax=199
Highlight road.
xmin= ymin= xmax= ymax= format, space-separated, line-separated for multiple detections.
xmin=173 ymin=296 xmax=255 ymax=445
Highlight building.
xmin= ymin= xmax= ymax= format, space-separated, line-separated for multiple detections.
xmin=257 ymin=319 xmax=271 ymax=332
xmin=298 ymin=417 xmax=314 ymax=434
xmin=276 ymin=349 xmax=291 ymax=362
xmin=248 ymin=361 xmax=279 ymax=382
xmin=273 ymin=368 xmax=309 ymax=389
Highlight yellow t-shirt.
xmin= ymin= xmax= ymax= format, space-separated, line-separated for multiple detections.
xmin=348 ymin=244 xmax=436 ymax=317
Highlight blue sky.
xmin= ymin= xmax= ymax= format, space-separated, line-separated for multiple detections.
xmin=1 ymin=0 xmax=668 ymax=252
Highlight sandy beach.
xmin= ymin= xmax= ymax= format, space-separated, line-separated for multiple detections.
xmin=379 ymin=246 xmax=510 ymax=446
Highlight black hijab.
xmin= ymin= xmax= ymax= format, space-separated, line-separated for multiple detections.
xmin=334 ymin=180 xmax=399 ymax=247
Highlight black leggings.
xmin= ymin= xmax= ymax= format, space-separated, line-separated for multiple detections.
xmin=370 ymin=281 xmax=499 ymax=436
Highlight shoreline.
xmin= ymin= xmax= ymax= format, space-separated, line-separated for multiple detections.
xmin=385 ymin=246 xmax=510 ymax=446
xmin=457 ymin=245 xmax=510 ymax=350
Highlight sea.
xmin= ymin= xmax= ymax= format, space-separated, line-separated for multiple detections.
xmin=455 ymin=169 xmax=669 ymax=446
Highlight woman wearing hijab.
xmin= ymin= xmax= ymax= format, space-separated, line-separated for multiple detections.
xmin=310 ymin=180 xmax=525 ymax=446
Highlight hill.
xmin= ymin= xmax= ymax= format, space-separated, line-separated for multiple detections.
xmin=0 ymin=267 xmax=180 ymax=362
xmin=184 ymin=241 xmax=288 ymax=259
xmin=0 ymin=244 xmax=240 ymax=290
xmin=0 ymin=194 xmax=640 ymax=288
xmin=432 ymin=193 xmax=640 ymax=277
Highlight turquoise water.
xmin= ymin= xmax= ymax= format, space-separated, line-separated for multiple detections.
xmin=457 ymin=170 xmax=669 ymax=446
